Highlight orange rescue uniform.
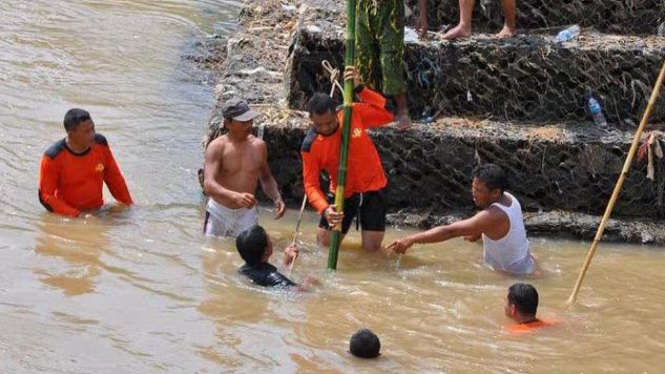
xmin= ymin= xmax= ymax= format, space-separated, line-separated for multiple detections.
xmin=301 ymin=86 xmax=394 ymax=213
xmin=39 ymin=134 xmax=133 ymax=217
xmin=506 ymin=319 xmax=556 ymax=334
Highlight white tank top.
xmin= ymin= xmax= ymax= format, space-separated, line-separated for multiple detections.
xmin=481 ymin=192 xmax=534 ymax=275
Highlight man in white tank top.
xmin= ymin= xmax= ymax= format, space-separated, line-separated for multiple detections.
xmin=386 ymin=164 xmax=535 ymax=275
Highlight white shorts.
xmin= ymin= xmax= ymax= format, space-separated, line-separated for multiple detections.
xmin=204 ymin=198 xmax=258 ymax=238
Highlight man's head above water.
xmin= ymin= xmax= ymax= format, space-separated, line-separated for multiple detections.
xmin=63 ymin=108 xmax=95 ymax=152
xmin=505 ymin=283 xmax=539 ymax=323
xmin=349 ymin=329 xmax=381 ymax=359
xmin=235 ymin=225 xmax=273 ymax=266
xmin=221 ymin=97 xmax=258 ymax=139
xmin=306 ymin=93 xmax=339 ymax=136
xmin=471 ymin=163 xmax=507 ymax=209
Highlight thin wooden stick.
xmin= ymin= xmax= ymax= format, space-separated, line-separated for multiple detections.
xmin=568 ymin=60 xmax=665 ymax=305
xmin=288 ymin=194 xmax=308 ymax=275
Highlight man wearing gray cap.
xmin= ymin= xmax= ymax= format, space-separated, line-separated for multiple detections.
xmin=202 ymin=98 xmax=285 ymax=237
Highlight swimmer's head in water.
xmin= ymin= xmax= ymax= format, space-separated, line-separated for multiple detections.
xmin=472 ymin=163 xmax=506 ymax=209
xmin=307 ymin=93 xmax=339 ymax=136
xmin=64 ymin=108 xmax=95 ymax=150
xmin=506 ymin=283 xmax=539 ymax=321
xmin=236 ymin=225 xmax=273 ymax=266
xmin=350 ymin=329 xmax=381 ymax=359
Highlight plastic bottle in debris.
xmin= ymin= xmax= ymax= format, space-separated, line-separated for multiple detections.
xmin=555 ymin=25 xmax=581 ymax=43
xmin=588 ymin=96 xmax=607 ymax=128
xmin=421 ymin=107 xmax=434 ymax=124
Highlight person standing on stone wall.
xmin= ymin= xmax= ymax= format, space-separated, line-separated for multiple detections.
xmin=442 ymin=0 xmax=516 ymax=40
xmin=355 ymin=0 xmax=428 ymax=129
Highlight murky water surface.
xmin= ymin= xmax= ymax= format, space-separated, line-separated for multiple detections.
xmin=1 ymin=1 xmax=665 ymax=372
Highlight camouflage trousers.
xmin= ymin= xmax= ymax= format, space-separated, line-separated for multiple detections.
xmin=356 ymin=0 xmax=406 ymax=96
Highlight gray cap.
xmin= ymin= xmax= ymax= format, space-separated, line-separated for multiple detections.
xmin=221 ymin=98 xmax=259 ymax=122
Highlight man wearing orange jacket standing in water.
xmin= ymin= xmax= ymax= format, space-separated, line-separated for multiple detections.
xmin=301 ymin=67 xmax=395 ymax=252
xmin=39 ymin=108 xmax=133 ymax=217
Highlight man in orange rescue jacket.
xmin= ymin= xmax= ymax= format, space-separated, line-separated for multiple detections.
xmin=301 ymin=67 xmax=394 ymax=252
xmin=39 ymin=108 xmax=133 ymax=217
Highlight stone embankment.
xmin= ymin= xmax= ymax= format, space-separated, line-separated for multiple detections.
xmin=202 ymin=0 xmax=665 ymax=244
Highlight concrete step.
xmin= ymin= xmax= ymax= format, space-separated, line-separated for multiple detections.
xmin=286 ymin=25 xmax=665 ymax=125
xmin=253 ymin=111 xmax=665 ymax=220
xmin=407 ymin=0 xmax=664 ymax=36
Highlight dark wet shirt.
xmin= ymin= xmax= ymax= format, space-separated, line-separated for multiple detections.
xmin=239 ymin=263 xmax=296 ymax=288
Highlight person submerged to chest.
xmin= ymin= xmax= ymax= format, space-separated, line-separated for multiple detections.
xmin=39 ymin=108 xmax=133 ymax=217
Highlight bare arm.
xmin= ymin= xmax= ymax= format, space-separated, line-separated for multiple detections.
xmin=387 ymin=210 xmax=498 ymax=253
xmin=257 ymin=140 xmax=285 ymax=219
xmin=417 ymin=0 xmax=429 ymax=38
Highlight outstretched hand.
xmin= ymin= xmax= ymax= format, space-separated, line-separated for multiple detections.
xmin=385 ymin=237 xmax=415 ymax=254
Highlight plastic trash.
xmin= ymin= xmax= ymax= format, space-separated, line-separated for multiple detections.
xmin=421 ymin=107 xmax=434 ymax=124
xmin=556 ymin=25 xmax=581 ymax=43
xmin=588 ymin=96 xmax=607 ymax=128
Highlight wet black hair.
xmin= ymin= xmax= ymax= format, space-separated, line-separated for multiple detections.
xmin=236 ymin=225 xmax=268 ymax=266
xmin=473 ymin=163 xmax=507 ymax=193
xmin=63 ymin=108 xmax=92 ymax=132
xmin=350 ymin=329 xmax=381 ymax=359
xmin=306 ymin=93 xmax=337 ymax=116
xmin=507 ymin=283 xmax=539 ymax=316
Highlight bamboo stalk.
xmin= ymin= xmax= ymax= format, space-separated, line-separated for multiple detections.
xmin=327 ymin=0 xmax=357 ymax=270
xmin=567 ymin=61 xmax=665 ymax=304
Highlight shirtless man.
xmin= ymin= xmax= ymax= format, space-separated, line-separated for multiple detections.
xmin=386 ymin=164 xmax=535 ymax=275
xmin=442 ymin=0 xmax=516 ymax=40
xmin=202 ymin=98 xmax=285 ymax=237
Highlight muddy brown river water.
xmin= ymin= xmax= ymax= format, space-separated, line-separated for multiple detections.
xmin=1 ymin=1 xmax=665 ymax=372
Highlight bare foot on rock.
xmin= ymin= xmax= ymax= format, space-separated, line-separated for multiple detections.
xmin=495 ymin=25 xmax=516 ymax=38
xmin=395 ymin=113 xmax=412 ymax=131
xmin=441 ymin=24 xmax=472 ymax=40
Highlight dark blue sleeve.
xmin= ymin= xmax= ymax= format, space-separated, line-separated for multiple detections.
xmin=265 ymin=271 xmax=296 ymax=288
xmin=240 ymin=263 xmax=296 ymax=288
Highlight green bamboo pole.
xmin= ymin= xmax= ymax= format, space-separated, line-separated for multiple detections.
xmin=327 ymin=0 xmax=357 ymax=270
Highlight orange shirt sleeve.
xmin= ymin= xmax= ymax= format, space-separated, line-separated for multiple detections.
xmin=355 ymin=86 xmax=395 ymax=129
xmin=103 ymin=145 xmax=133 ymax=205
xmin=39 ymin=155 xmax=81 ymax=217
xmin=301 ymin=150 xmax=329 ymax=213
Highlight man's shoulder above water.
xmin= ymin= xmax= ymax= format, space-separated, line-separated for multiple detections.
xmin=239 ymin=262 xmax=296 ymax=289
xmin=43 ymin=133 xmax=110 ymax=160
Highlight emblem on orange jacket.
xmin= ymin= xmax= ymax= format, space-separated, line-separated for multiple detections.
xmin=95 ymin=163 xmax=104 ymax=172
xmin=352 ymin=128 xmax=362 ymax=138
